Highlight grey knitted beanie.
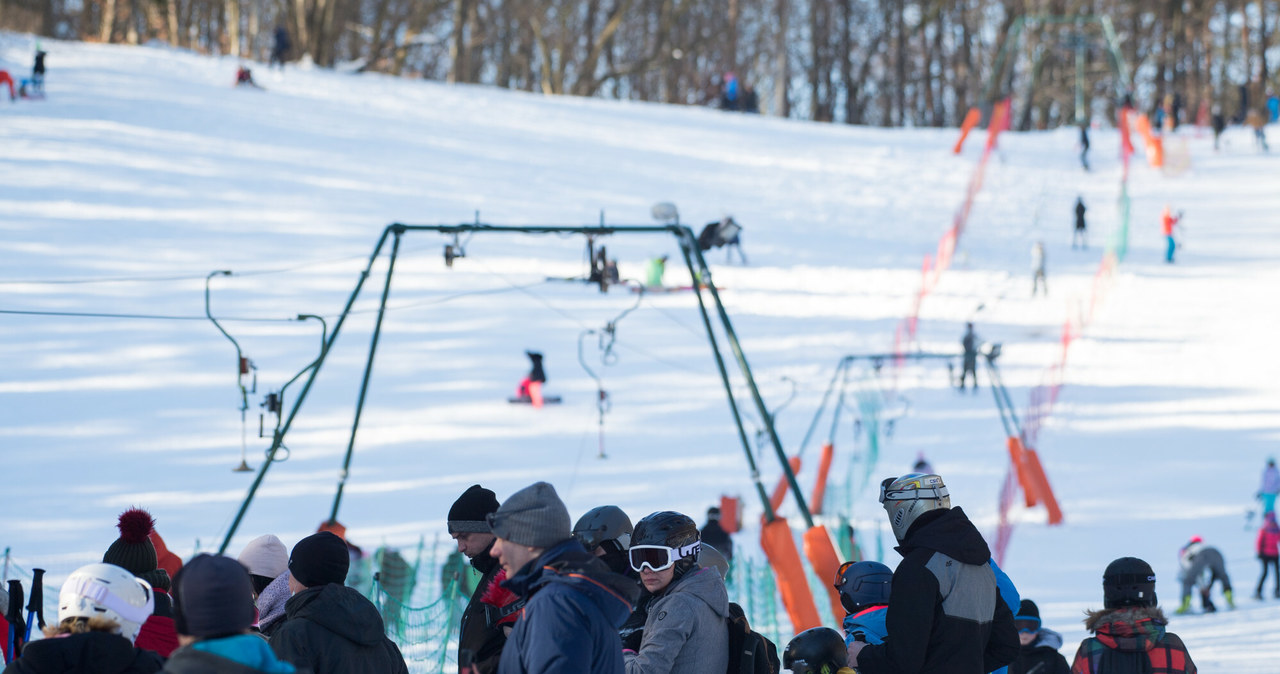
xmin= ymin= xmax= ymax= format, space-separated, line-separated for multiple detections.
xmin=486 ymin=481 xmax=571 ymax=548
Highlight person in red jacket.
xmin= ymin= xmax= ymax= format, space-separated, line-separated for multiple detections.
xmin=1255 ymin=512 xmax=1280 ymax=599
xmin=1161 ymin=206 xmax=1181 ymax=263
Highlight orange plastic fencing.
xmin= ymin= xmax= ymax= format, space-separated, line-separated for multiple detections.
xmin=953 ymin=107 xmax=982 ymax=154
xmin=810 ymin=443 xmax=835 ymax=515
xmin=802 ymin=525 xmax=845 ymax=620
xmin=760 ymin=517 xmax=821 ymax=631
xmin=719 ymin=495 xmax=741 ymax=534
xmin=769 ymin=456 xmax=803 ymax=514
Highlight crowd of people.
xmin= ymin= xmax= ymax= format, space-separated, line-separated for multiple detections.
xmin=11 ymin=463 xmax=1251 ymax=673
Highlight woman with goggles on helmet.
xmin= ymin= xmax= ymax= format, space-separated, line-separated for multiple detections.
xmin=622 ymin=511 xmax=729 ymax=674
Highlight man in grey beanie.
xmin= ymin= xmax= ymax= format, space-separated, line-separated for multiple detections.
xmin=489 ymin=482 xmax=638 ymax=674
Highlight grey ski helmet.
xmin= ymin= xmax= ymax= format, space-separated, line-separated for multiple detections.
xmin=834 ymin=560 xmax=893 ymax=614
xmin=783 ymin=626 xmax=847 ymax=674
xmin=631 ymin=511 xmax=699 ymax=576
xmin=573 ymin=505 xmax=633 ymax=553
xmin=880 ymin=473 xmax=950 ymax=541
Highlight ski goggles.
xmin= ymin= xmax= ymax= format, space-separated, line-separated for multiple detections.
xmin=1014 ymin=618 xmax=1041 ymax=634
xmin=879 ymin=477 xmax=949 ymax=504
xmin=628 ymin=542 xmax=700 ymax=573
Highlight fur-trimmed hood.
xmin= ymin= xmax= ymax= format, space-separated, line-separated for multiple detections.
xmin=1083 ymin=606 xmax=1169 ymax=653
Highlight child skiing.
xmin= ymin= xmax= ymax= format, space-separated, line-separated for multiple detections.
xmin=834 ymin=561 xmax=892 ymax=647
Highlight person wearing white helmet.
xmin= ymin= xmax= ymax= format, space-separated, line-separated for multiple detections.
xmin=848 ymin=473 xmax=1018 ymax=674
xmin=3 ymin=563 xmax=162 ymax=674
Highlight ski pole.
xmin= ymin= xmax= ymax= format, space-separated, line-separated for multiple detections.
xmin=5 ymin=579 xmax=25 ymax=662
xmin=23 ymin=569 xmax=43 ymax=643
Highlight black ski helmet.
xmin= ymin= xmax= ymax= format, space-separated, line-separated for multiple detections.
xmin=834 ymin=560 xmax=893 ymax=614
xmin=632 ymin=511 xmax=699 ymax=576
xmin=1103 ymin=556 xmax=1157 ymax=609
xmin=573 ymin=505 xmax=633 ymax=553
xmin=782 ymin=626 xmax=847 ymax=674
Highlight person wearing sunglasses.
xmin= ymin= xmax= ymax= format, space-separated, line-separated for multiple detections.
xmin=622 ymin=511 xmax=729 ymax=674
xmin=1006 ymin=599 xmax=1068 ymax=674
xmin=487 ymin=482 xmax=638 ymax=674
xmin=849 ymin=473 xmax=1018 ymax=674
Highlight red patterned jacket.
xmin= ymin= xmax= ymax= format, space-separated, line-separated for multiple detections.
xmin=1070 ymin=607 xmax=1195 ymax=674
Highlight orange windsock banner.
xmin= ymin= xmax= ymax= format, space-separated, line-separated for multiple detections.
xmin=761 ymin=517 xmax=822 ymax=631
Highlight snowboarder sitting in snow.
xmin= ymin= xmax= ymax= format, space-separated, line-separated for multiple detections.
xmin=1176 ymin=536 xmax=1232 ymax=614
xmin=1070 ymin=556 xmax=1196 ymax=674
xmin=834 ymin=561 xmax=892 ymax=650
xmin=235 ymin=66 xmax=262 ymax=89
xmin=1009 ymin=599 xmax=1069 ymax=674
xmin=514 ymin=351 xmax=546 ymax=406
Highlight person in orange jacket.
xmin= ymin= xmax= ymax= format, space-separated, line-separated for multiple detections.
xmin=1161 ymin=206 xmax=1181 ymax=263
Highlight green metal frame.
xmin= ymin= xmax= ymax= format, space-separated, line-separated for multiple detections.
xmin=217 ymin=222 xmax=808 ymax=553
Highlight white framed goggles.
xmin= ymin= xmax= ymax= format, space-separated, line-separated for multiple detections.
xmin=879 ymin=477 xmax=949 ymax=504
xmin=628 ymin=542 xmax=700 ymax=572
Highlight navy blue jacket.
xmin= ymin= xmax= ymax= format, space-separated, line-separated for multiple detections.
xmin=498 ymin=539 xmax=637 ymax=674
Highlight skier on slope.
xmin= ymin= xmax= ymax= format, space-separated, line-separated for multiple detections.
xmin=1073 ymin=197 xmax=1088 ymax=249
xmin=1175 ymin=537 xmax=1233 ymax=614
xmin=1161 ymin=206 xmax=1181 ymax=263
xmin=514 ymin=351 xmax=546 ymax=406
xmin=1070 ymin=557 xmax=1196 ymax=673
xmin=1257 ymin=458 xmax=1280 ymax=515
xmin=959 ymin=323 xmax=980 ymax=392
xmin=1031 ymin=242 xmax=1047 ymax=297
xmin=1254 ymin=512 xmax=1280 ymax=600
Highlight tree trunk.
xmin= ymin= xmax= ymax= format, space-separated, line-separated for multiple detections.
xmin=224 ymin=0 xmax=239 ymax=55
xmin=101 ymin=0 xmax=116 ymax=41
xmin=773 ymin=0 xmax=789 ymax=116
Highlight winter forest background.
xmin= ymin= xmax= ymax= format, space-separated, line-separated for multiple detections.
xmin=4 ymin=0 xmax=1278 ymax=128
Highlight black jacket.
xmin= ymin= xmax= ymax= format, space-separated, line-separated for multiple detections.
xmin=269 ymin=584 xmax=408 ymax=674
xmin=856 ymin=507 xmax=1019 ymax=674
xmin=700 ymin=520 xmax=734 ymax=561
xmin=459 ymin=546 xmax=509 ymax=674
xmin=3 ymin=631 xmax=163 ymax=674
xmin=1009 ymin=628 xmax=1070 ymax=674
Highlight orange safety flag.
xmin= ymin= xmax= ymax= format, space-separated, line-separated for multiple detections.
xmin=985 ymin=99 xmax=1012 ymax=153
xmin=1022 ymin=449 xmax=1064 ymax=525
xmin=802 ymin=525 xmax=844 ymax=620
xmin=770 ymin=456 xmax=803 ymax=514
xmin=810 ymin=443 xmax=835 ymax=515
xmin=953 ymin=107 xmax=982 ymax=154
xmin=719 ymin=495 xmax=741 ymax=534
xmin=761 ymin=517 xmax=821 ymax=631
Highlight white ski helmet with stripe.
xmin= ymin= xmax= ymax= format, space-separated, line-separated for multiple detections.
xmin=59 ymin=563 xmax=155 ymax=643
xmin=880 ymin=473 xmax=950 ymax=541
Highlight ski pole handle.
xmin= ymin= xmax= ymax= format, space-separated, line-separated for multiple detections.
xmin=24 ymin=568 xmax=44 ymax=641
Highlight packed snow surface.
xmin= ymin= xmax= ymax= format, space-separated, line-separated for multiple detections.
xmin=2 ymin=34 xmax=1279 ymax=670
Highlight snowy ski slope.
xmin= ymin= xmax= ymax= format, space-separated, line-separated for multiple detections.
xmin=2 ymin=33 xmax=1279 ymax=669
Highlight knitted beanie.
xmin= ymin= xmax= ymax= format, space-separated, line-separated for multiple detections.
xmin=1015 ymin=599 xmax=1040 ymax=623
xmin=172 ymin=554 xmax=255 ymax=638
xmin=486 ymin=481 xmax=571 ymax=548
xmin=237 ymin=534 xmax=288 ymax=579
xmin=448 ymin=485 xmax=500 ymax=534
xmin=103 ymin=508 xmax=171 ymax=592
xmin=288 ymin=532 xmax=349 ymax=587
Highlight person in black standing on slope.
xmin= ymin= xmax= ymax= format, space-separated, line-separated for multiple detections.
xmin=1079 ymin=124 xmax=1090 ymax=171
xmin=271 ymin=26 xmax=291 ymax=69
xmin=449 ymin=485 xmax=519 ymax=674
xmin=31 ymin=47 xmax=46 ymax=94
xmin=1073 ymin=197 xmax=1088 ymax=249
xmin=958 ymin=323 xmax=979 ymax=393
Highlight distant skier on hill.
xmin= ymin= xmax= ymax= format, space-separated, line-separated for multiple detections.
xmin=1079 ymin=124 xmax=1090 ymax=171
xmin=1073 ymin=197 xmax=1087 ymax=249
xmin=271 ymin=25 xmax=291 ymax=68
xmin=1176 ymin=537 xmax=1233 ymax=614
xmin=514 ymin=351 xmax=547 ymax=407
xmin=1258 ymin=458 xmax=1280 ymax=515
xmin=31 ymin=47 xmax=46 ymax=94
xmin=1031 ymin=242 xmax=1047 ymax=297
xmin=1254 ymin=512 xmax=1280 ymax=600
xmin=1211 ymin=107 xmax=1226 ymax=151
xmin=958 ymin=323 xmax=979 ymax=392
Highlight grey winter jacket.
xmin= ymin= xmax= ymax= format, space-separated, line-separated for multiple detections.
xmin=1177 ymin=543 xmax=1229 ymax=596
xmin=624 ymin=567 xmax=729 ymax=674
